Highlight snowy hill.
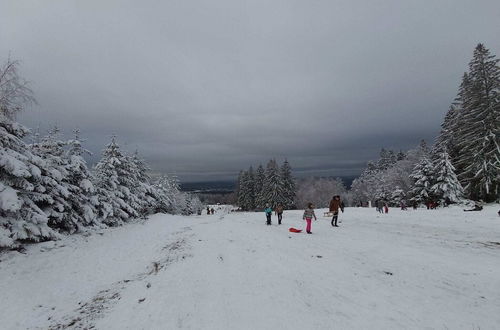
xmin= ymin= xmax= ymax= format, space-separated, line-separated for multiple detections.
xmin=1 ymin=206 xmax=499 ymax=329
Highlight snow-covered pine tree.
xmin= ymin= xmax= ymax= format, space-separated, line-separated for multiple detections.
xmin=254 ymin=164 xmax=265 ymax=209
xmin=261 ymin=159 xmax=285 ymax=208
xmin=30 ymin=127 xmax=82 ymax=232
xmin=280 ymin=159 xmax=296 ymax=209
xmin=129 ymin=151 xmax=158 ymax=217
xmin=431 ymin=147 xmax=464 ymax=204
xmin=93 ymin=136 xmax=138 ymax=225
xmin=244 ymin=166 xmax=255 ymax=210
xmin=377 ymin=148 xmax=397 ymax=171
xmin=0 ymin=58 xmax=59 ymax=247
xmin=154 ymin=175 xmax=179 ymax=213
xmin=237 ymin=168 xmax=255 ymax=211
xmin=409 ymin=156 xmax=435 ymax=204
xmin=454 ymin=44 xmax=500 ymax=201
xmin=236 ymin=170 xmax=246 ymax=209
xmin=61 ymin=128 xmax=98 ymax=228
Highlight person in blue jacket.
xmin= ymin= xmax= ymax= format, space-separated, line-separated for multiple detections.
xmin=264 ymin=204 xmax=272 ymax=225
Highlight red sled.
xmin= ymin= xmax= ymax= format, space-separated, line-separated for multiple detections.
xmin=289 ymin=227 xmax=302 ymax=233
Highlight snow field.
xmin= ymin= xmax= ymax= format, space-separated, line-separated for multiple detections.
xmin=1 ymin=205 xmax=499 ymax=329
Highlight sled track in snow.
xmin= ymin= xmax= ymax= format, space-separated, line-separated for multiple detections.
xmin=47 ymin=228 xmax=194 ymax=330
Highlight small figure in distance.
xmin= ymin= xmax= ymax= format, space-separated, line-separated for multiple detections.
xmin=264 ymin=203 xmax=273 ymax=225
xmin=275 ymin=203 xmax=284 ymax=225
xmin=211 ymin=208 xmax=215 ymax=215
xmin=206 ymin=206 xmax=210 ymax=215
xmin=303 ymin=202 xmax=317 ymax=234
xmin=376 ymin=200 xmax=384 ymax=213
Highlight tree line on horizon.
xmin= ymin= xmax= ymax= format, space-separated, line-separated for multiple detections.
xmin=351 ymin=43 xmax=499 ymax=205
xmin=0 ymin=58 xmax=201 ymax=249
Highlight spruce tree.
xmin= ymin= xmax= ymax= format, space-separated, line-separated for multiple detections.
xmin=236 ymin=170 xmax=246 ymax=209
xmin=280 ymin=159 xmax=296 ymax=208
xmin=454 ymin=44 xmax=500 ymax=201
xmin=30 ymin=127 xmax=77 ymax=232
xmin=431 ymin=148 xmax=464 ymax=204
xmin=65 ymin=129 xmax=97 ymax=227
xmin=0 ymin=58 xmax=59 ymax=247
xmin=409 ymin=156 xmax=435 ymax=204
xmin=254 ymin=164 xmax=265 ymax=208
xmin=261 ymin=159 xmax=285 ymax=208
xmin=93 ymin=136 xmax=137 ymax=225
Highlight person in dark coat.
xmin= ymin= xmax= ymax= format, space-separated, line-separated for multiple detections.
xmin=275 ymin=203 xmax=284 ymax=225
xmin=329 ymin=195 xmax=341 ymax=227
xmin=376 ymin=200 xmax=384 ymax=213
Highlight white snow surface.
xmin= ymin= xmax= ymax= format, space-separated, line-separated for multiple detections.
xmin=1 ymin=205 xmax=500 ymax=329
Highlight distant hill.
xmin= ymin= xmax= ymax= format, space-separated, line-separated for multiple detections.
xmin=180 ymin=181 xmax=236 ymax=194
xmin=181 ymin=175 xmax=358 ymax=194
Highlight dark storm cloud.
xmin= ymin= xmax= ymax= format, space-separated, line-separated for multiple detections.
xmin=2 ymin=0 xmax=500 ymax=181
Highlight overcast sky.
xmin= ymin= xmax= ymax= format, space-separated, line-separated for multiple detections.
xmin=1 ymin=0 xmax=500 ymax=182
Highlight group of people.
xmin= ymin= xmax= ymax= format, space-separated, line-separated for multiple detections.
xmin=264 ymin=203 xmax=284 ymax=225
xmin=375 ymin=200 xmax=389 ymax=213
xmin=263 ymin=195 xmax=344 ymax=234
xmin=206 ymin=207 xmax=215 ymax=215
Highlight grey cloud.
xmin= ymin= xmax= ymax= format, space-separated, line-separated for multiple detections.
xmin=1 ymin=0 xmax=499 ymax=182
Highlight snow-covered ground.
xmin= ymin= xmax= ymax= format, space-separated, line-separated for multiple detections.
xmin=1 ymin=205 xmax=499 ymax=330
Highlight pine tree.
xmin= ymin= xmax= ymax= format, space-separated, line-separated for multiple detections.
xmin=154 ymin=175 xmax=179 ymax=213
xmin=261 ymin=159 xmax=285 ymax=208
xmin=93 ymin=136 xmax=137 ymax=225
xmin=64 ymin=129 xmax=97 ymax=226
xmin=454 ymin=44 xmax=500 ymax=201
xmin=254 ymin=164 xmax=265 ymax=208
xmin=280 ymin=159 xmax=296 ymax=208
xmin=237 ymin=168 xmax=255 ymax=211
xmin=0 ymin=58 xmax=59 ymax=247
xmin=431 ymin=147 xmax=464 ymax=204
xmin=409 ymin=156 xmax=435 ymax=204
xmin=130 ymin=151 xmax=158 ymax=217
xmin=30 ymin=127 xmax=77 ymax=232
xmin=236 ymin=170 xmax=246 ymax=209
xmin=244 ymin=166 xmax=255 ymax=210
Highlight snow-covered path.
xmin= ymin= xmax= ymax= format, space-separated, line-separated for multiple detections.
xmin=1 ymin=206 xmax=499 ymax=329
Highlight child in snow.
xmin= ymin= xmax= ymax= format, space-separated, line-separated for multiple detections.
xmin=275 ymin=203 xmax=284 ymax=225
xmin=264 ymin=204 xmax=272 ymax=225
xmin=303 ymin=203 xmax=317 ymax=234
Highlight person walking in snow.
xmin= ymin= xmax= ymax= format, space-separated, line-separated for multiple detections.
xmin=303 ymin=203 xmax=317 ymax=234
xmin=376 ymin=200 xmax=384 ymax=213
xmin=384 ymin=203 xmax=389 ymax=214
xmin=207 ymin=206 xmax=211 ymax=215
xmin=329 ymin=195 xmax=341 ymax=227
xmin=275 ymin=203 xmax=284 ymax=225
xmin=264 ymin=204 xmax=273 ymax=225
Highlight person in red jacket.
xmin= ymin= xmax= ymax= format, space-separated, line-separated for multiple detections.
xmin=329 ymin=195 xmax=341 ymax=227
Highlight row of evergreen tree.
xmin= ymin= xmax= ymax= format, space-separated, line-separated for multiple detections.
xmin=0 ymin=59 xmax=201 ymax=248
xmin=351 ymin=142 xmax=464 ymax=206
xmin=352 ymin=43 xmax=499 ymax=205
xmin=236 ymin=159 xmax=296 ymax=210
